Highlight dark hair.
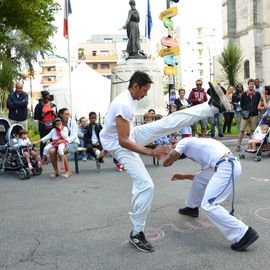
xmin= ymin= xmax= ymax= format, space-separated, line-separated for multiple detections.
xmin=53 ymin=117 xmax=62 ymax=128
xmin=155 ymin=114 xmax=163 ymax=120
xmin=79 ymin=117 xmax=87 ymax=123
xmin=89 ymin=111 xmax=97 ymax=118
xmin=148 ymin=108 xmax=155 ymax=114
xmin=58 ymin=108 xmax=68 ymax=119
xmin=128 ymin=71 xmax=153 ymax=88
xmin=247 ymin=79 xmax=255 ymax=85
xmin=178 ymin=88 xmax=185 ymax=94
xmin=41 ymin=90 xmax=50 ymax=98
xmin=18 ymin=129 xmax=28 ymax=137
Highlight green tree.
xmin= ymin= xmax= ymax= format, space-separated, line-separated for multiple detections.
xmin=0 ymin=0 xmax=60 ymax=53
xmin=0 ymin=57 xmax=18 ymax=111
xmin=218 ymin=42 xmax=244 ymax=87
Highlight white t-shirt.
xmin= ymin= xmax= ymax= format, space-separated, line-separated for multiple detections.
xmin=175 ymin=137 xmax=230 ymax=169
xmin=91 ymin=125 xmax=99 ymax=144
xmin=100 ymin=89 xmax=136 ymax=151
xmin=18 ymin=138 xmax=31 ymax=147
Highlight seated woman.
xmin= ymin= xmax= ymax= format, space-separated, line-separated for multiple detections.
xmin=48 ymin=108 xmax=79 ymax=178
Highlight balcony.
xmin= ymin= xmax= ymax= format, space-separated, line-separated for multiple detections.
xmin=80 ymin=55 xmax=118 ymax=63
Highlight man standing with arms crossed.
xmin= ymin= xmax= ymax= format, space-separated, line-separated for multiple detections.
xmin=100 ymin=71 xmax=231 ymax=252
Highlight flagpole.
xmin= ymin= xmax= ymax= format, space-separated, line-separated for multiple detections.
xmin=65 ymin=0 xmax=72 ymax=116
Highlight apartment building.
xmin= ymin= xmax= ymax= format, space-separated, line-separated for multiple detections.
xmin=40 ymin=56 xmax=68 ymax=89
xmin=77 ymin=34 xmax=150 ymax=78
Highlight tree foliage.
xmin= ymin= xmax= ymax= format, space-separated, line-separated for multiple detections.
xmin=218 ymin=42 xmax=244 ymax=88
xmin=0 ymin=57 xmax=18 ymax=111
xmin=0 ymin=0 xmax=60 ymax=53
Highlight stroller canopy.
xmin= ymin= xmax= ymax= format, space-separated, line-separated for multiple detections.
xmin=0 ymin=118 xmax=10 ymax=146
xmin=6 ymin=123 xmax=24 ymax=146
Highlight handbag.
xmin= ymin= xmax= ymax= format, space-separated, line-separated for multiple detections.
xmin=43 ymin=119 xmax=53 ymax=130
xmin=242 ymin=110 xmax=250 ymax=119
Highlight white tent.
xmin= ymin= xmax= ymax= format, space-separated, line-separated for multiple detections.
xmin=48 ymin=63 xmax=111 ymax=119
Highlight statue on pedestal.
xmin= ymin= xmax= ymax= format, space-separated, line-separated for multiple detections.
xmin=123 ymin=0 xmax=146 ymax=59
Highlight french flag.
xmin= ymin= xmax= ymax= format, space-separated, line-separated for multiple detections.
xmin=63 ymin=0 xmax=72 ymax=39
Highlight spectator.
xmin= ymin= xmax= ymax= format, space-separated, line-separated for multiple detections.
xmin=188 ymin=79 xmax=208 ymax=137
xmin=223 ymin=86 xmax=235 ymax=134
xmin=247 ymin=124 xmax=269 ymax=152
xmin=48 ymin=108 xmax=79 ymax=178
xmin=210 ymin=112 xmax=223 ymax=138
xmin=77 ymin=117 xmax=89 ymax=161
xmin=236 ymin=79 xmax=261 ymax=152
xmin=232 ymin=84 xmax=244 ymax=133
xmin=34 ymin=90 xmax=57 ymax=157
xmin=86 ymin=112 xmax=124 ymax=171
xmin=37 ymin=118 xmax=69 ymax=175
xmin=174 ymin=88 xmax=192 ymax=111
xmin=147 ymin=108 xmax=156 ymax=119
xmin=6 ymin=81 xmax=28 ymax=129
xmin=18 ymin=129 xmax=40 ymax=170
xmin=254 ymin=79 xmax=263 ymax=94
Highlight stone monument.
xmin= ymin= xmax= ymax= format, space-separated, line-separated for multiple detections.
xmin=111 ymin=0 xmax=167 ymax=120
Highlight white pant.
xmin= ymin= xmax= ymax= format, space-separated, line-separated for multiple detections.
xmin=110 ymin=102 xmax=214 ymax=233
xmin=185 ymin=160 xmax=248 ymax=243
xmin=43 ymin=143 xmax=66 ymax=156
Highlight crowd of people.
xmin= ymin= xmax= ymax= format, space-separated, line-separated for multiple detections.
xmin=4 ymin=73 xmax=268 ymax=254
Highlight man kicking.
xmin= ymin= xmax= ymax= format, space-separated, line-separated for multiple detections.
xmin=99 ymin=71 xmax=231 ymax=252
xmin=163 ymin=137 xmax=259 ymax=251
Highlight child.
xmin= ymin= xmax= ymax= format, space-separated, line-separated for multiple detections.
xmin=169 ymin=104 xmax=180 ymax=146
xmin=78 ymin=116 xmax=89 ymax=161
xmin=35 ymin=118 xmax=69 ymax=172
xmin=247 ymin=124 xmax=269 ymax=152
xmin=18 ymin=129 xmax=40 ymax=170
xmin=154 ymin=114 xmax=169 ymax=160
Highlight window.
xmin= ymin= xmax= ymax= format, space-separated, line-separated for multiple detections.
xmin=48 ymin=67 xmax=56 ymax=72
xmin=92 ymin=50 xmax=97 ymax=56
xmin=104 ymin=38 xmax=113 ymax=43
xmin=101 ymin=64 xmax=109 ymax=69
xmin=244 ymin=60 xmax=250 ymax=79
xmin=47 ymin=76 xmax=55 ymax=82
xmin=92 ymin=64 xmax=98 ymax=70
xmin=100 ymin=50 xmax=109 ymax=56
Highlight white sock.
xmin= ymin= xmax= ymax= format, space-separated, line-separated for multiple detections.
xmin=132 ymin=230 xmax=140 ymax=236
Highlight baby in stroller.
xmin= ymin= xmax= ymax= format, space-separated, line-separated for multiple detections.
xmin=247 ymin=124 xmax=269 ymax=152
xmin=17 ymin=129 xmax=40 ymax=169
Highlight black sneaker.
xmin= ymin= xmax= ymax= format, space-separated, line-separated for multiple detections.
xmin=231 ymin=227 xmax=259 ymax=251
xmin=178 ymin=207 xmax=199 ymax=217
xmin=129 ymin=231 xmax=155 ymax=253
xmin=208 ymin=82 xmax=231 ymax=112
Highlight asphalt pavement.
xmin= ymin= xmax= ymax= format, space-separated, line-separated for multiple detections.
xmin=0 ymin=139 xmax=270 ymax=270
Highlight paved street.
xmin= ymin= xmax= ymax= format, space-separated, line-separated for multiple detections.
xmin=0 ymin=142 xmax=270 ymax=270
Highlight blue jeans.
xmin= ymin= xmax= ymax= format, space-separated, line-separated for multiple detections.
xmin=210 ymin=113 xmax=223 ymax=136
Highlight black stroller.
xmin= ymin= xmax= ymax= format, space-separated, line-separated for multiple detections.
xmin=0 ymin=118 xmax=42 ymax=180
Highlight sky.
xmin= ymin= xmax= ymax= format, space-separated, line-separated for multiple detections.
xmin=52 ymin=0 xmax=223 ymax=59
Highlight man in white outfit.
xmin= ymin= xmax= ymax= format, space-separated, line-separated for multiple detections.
xmin=100 ymin=71 xmax=231 ymax=252
xmin=163 ymin=137 xmax=259 ymax=251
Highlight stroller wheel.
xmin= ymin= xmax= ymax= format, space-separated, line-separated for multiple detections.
xmin=19 ymin=168 xmax=28 ymax=180
xmin=32 ymin=167 xmax=42 ymax=176
xmin=254 ymin=156 xmax=261 ymax=162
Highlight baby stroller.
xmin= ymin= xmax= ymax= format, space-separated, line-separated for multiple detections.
xmin=0 ymin=118 xmax=42 ymax=180
xmin=239 ymin=120 xmax=270 ymax=162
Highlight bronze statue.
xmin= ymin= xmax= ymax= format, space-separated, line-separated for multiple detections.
xmin=123 ymin=0 xmax=145 ymax=58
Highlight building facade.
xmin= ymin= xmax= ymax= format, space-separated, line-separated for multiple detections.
xmin=77 ymin=34 xmax=150 ymax=78
xmin=39 ymin=56 xmax=69 ymax=89
xmin=222 ymin=0 xmax=270 ymax=84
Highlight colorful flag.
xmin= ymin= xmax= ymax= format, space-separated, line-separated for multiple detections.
xmin=146 ymin=0 xmax=152 ymax=39
xmin=63 ymin=0 xmax=72 ymax=39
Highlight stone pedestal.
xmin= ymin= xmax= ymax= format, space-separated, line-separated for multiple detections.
xmin=111 ymin=59 xmax=167 ymax=122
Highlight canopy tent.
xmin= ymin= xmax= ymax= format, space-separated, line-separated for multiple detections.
xmin=48 ymin=63 xmax=111 ymax=120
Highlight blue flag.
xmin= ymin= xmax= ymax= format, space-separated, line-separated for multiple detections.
xmin=146 ymin=0 xmax=152 ymax=39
